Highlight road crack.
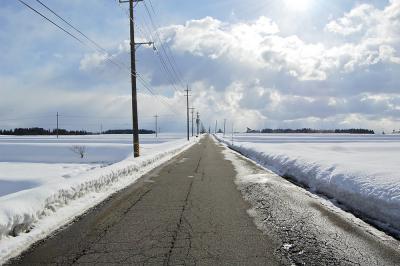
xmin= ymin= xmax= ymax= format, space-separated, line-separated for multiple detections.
xmin=164 ymin=179 xmax=194 ymax=266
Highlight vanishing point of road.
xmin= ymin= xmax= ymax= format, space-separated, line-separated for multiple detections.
xmin=8 ymin=136 xmax=400 ymax=265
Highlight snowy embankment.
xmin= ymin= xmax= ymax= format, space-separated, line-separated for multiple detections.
xmin=215 ymin=133 xmax=400 ymax=235
xmin=0 ymin=134 xmax=197 ymax=263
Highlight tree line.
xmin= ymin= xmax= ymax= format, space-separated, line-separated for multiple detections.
xmin=0 ymin=127 xmax=90 ymax=135
xmin=246 ymin=128 xmax=375 ymax=134
xmin=0 ymin=127 xmax=156 ymax=135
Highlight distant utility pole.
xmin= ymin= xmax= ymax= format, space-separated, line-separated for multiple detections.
xmin=215 ymin=120 xmax=218 ymax=134
xmin=223 ymin=119 xmax=227 ymax=137
xmin=189 ymin=108 xmax=195 ymax=137
xmin=185 ymin=86 xmax=191 ymax=141
xmin=119 ymin=0 xmax=152 ymax=157
xmin=196 ymin=112 xmax=200 ymax=136
xmin=56 ymin=112 xmax=59 ymax=139
xmin=231 ymin=122 xmax=234 ymax=146
xmin=154 ymin=114 xmax=158 ymax=138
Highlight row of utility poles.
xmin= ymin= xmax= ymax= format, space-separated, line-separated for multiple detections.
xmin=185 ymin=86 xmax=201 ymax=141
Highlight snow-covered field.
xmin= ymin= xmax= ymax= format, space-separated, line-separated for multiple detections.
xmin=0 ymin=133 xmax=196 ymax=263
xmin=215 ymin=133 xmax=400 ymax=236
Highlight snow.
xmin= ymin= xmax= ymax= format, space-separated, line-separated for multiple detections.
xmin=215 ymin=133 xmax=400 ymax=236
xmin=0 ymin=133 xmax=197 ymax=263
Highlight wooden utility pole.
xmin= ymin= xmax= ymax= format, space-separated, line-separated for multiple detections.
xmin=185 ymin=86 xmax=191 ymax=141
xmin=56 ymin=112 xmax=59 ymax=139
xmin=189 ymin=108 xmax=195 ymax=137
xmin=223 ymin=119 xmax=226 ymax=137
xmin=196 ymin=112 xmax=200 ymax=136
xmin=119 ymin=0 xmax=143 ymax=157
xmin=154 ymin=114 xmax=158 ymax=138
xmin=231 ymin=122 xmax=234 ymax=145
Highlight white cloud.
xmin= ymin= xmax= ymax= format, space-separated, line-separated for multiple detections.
xmin=79 ymin=52 xmax=109 ymax=71
xmin=325 ymin=4 xmax=375 ymax=36
xmin=158 ymin=1 xmax=400 ymax=81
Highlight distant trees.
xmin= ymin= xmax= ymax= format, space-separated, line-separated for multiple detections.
xmin=0 ymin=127 xmax=90 ymax=136
xmin=252 ymin=128 xmax=375 ymax=134
xmin=0 ymin=127 xmax=157 ymax=136
xmin=246 ymin=128 xmax=260 ymax=133
xmin=103 ymin=129 xmax=155 ymax=134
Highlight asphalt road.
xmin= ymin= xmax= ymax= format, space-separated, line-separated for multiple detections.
xmin=8 ymin=136 xmax=400 ymax=265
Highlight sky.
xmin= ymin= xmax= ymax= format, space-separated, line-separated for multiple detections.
xmin=0 ymin=0 xmax=399 ymax=133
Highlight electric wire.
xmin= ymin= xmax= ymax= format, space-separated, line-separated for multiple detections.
xmin=18 ymin=0 xmax=181 ymax=118
xmin=143 ymin=1 xmax=187 ymax=88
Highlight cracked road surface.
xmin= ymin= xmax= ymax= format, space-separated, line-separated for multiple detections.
xmin=8 ymin=136 xmax=282 ymax=265
xmin=8 ymin=136 xmax=400 ymax=265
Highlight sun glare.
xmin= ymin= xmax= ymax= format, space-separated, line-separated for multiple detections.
xmin=284 ymin=0 xmax=313 ymax=12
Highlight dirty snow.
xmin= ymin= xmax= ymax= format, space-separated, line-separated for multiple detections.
xmin=215 ymin=133 xmax=400 ymax=235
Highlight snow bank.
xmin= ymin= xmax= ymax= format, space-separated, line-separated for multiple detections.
xmin=215 ymin=134 xmax=400 ymax=235
xmin=0 ymin=137 xmax=198 ymax=263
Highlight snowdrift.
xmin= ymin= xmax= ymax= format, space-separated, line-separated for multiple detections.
xmin=0 ymin=137 xmax=198 ymax=263
xmin=215 ymin=134 xmax=400 ymax=235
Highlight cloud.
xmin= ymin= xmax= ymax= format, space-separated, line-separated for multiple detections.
xmin=79 ymin=52 xmax=109 ymax=71
xmin=157 ymin=1 xmax=400 ymax=82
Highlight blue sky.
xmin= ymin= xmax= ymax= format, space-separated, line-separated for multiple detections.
xmin=1 ymin=0 xmax=399 ymax=133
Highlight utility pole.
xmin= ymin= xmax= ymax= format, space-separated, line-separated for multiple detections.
xmin=56 ymin=112 xmax=59 ymax=139
xmin=231 ymin=122 xmax=234 ymax=146
xmin=215 ymin=120 xmax=218 ymax=134
xmin=223 ymin=119 xmax=227 ymax=137
xmin=154 ymin=114 xmax=158 ymax=138
xmin=189 ymin=108 xmax=195 ymax=137
xmin=185 ymin=86 xmax=191 ymax=141
xmin=119 ymin=0 xmax=148 ymax=157
xmin=196 ymin=112 xmax=200 ymax=136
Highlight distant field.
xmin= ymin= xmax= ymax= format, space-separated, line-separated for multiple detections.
xmin=0 ymin=133 xmax=185 ymax=197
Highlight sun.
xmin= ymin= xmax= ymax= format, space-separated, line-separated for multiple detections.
xmin=284 ymin=0 xmax=313 ymax=12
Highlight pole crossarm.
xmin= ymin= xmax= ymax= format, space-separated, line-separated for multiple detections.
xmin=135 ymin=41 xmax=155 ymax=50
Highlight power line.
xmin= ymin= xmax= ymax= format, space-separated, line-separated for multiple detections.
xmin=137 ymin=11 xmax=182 ymax=93
xmin=35 ymin=0 xmax=108 ymax=54
xmin=17 ymin=0 xmax=86 ymax=46
xmin=130 ymin=1 xmax=186 ymax=94
xmin=114 ymin=0 xmax=185 ymax=102
xmin=143 ymin=1 xmax=186 ymax=89
xmin=18 ymin=0 xmax=180 ymax=119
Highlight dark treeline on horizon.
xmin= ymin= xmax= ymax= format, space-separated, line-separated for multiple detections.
xmin=246 ymin=128 xmax=375 ymax=134
xmin=103 ymin=129 xmax=155 ymax=134
xmin=0 ymin=127 xmax=91 ymax=136
xmin=0 ymin=127 xmax=156 ymax=135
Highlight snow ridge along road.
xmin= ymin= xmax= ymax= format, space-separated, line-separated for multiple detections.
xmin=215 ymin=133 xmax=400 ymax=237
xmin=6 ymin=135 xmax=400 ymax=265
xmin=0 ymin=136 xmax=198 ymax=264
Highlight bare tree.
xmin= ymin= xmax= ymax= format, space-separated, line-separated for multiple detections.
xmin=70 ymin=145 xmax=86 ymax=159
